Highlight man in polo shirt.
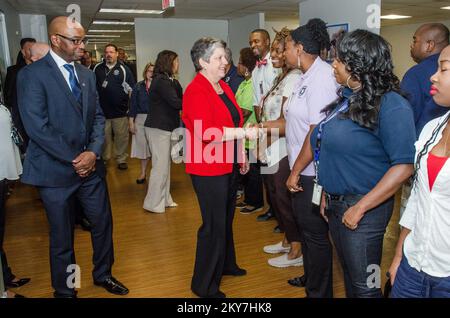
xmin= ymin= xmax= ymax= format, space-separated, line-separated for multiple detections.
xmin=94 ymin=44 xmax=135 ymax=170
xmin=401 ymin=23 xmax=449 ymax=138
xmin=399 ymin=23 xmax=449 ymax=217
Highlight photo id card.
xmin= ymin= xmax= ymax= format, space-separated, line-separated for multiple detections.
xmin=312 ymin=182 xmax=323 ymax=206
xmin=102 ymin=80 xmax=108 ymax=88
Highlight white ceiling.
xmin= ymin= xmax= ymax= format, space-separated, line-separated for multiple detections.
xmin=5 ymin=0 xmax=450 ymax=49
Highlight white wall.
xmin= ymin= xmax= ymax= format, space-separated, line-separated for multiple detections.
xmin=135 ymin=18 xmax=228 ymax=88
xmin=19 ymin=14 xmax=48 ymax=43
xmin=0 ymin=0 xmax=21 ymax=65
xmin=299 ymin=0 xmax=381 ymax=34
xmin=381 ymin=20 xmax=450 ymax=79
xmin=228 ymin=13 xmax=263 ymax=65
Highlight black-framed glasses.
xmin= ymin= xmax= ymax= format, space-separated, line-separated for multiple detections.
xmin=56 ymin=34 xmax=88 ymax=45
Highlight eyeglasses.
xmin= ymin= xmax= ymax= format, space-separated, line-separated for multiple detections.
xmin=56 ymin=34 xmax=88 ymax=45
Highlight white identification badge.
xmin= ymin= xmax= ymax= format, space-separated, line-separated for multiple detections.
xmin=102 ymin=80 xmax=108 ymax=88
xmin=312 ymin=182 xmax=323 ymax=206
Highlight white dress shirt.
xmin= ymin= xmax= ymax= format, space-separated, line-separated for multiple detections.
xmin=262 ymin=69 xmax=301 ymax=167
xmin=252 ymin=52 xmax=281 ymax=107
xmin=49 ymin=49 xmax=79 ymax=92
xmin=400 ymin=111 xmax=450 ymax=278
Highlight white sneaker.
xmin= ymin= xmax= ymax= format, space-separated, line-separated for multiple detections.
xmin=263 ymin=241 xmax=290 ymax=254
xmin=268 ymin=254 xmax=303 ymax=268
xmin=166 ymin=202 xmax=178 ymax=208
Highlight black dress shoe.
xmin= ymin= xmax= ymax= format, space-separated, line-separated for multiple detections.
xmin=288 ymin=275 xmax=306 ymax=287
xmin=94 ymin=277 xmax=129 ymax=295
xmin=136 ymin=178 xmax=146 ymax=184
xmin=257 ymin=210 xmax=274 ymax=221
xmin=223 ymin=267 xmax=247 ymax=276
xmin=6 ymin=278 xmax=31 ymax=288
xmin=54 ymin=291 xmax=77 ymax=298
xmin=193 ymin=289 xmax=226 ymax=298
xmin=14 ymin=293 xmax=26 ymax=298
xmin=117 ymin=163 xmax=128 ymax=170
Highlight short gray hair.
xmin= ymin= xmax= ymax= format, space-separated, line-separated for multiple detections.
xmin=190 ymin=37 xmax=226 ymax=72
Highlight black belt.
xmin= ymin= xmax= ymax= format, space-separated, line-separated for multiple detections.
xmin=324 ymin=192 xmax=363 ymax=202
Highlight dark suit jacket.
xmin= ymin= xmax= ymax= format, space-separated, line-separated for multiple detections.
xmin=17 ymin=52 xmax=106 ymax=187
xmin=145 ymin=73 xmax=182 ymax=132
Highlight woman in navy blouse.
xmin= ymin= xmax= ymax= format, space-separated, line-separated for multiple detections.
xmin=310 ymin=30 xmax=416 ymax=297
xmin=129 ymin=62 xmax=154 ymax=184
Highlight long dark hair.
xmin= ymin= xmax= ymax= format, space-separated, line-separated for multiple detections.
xmin=413 ymin=112 xmax=450 ymax=186
xmin=326 ymin=29 xmax=401 ymax=129
xmin=153 ymin=50 xmax=178 ymax=77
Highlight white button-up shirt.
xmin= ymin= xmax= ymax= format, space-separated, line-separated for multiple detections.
xmin=400 ymin=112 xmax=450 ymax=278
xmin=252 ymin=52 xmax=281 ymax=107
xmin=49 ymin=49 xmax=79 ymax=92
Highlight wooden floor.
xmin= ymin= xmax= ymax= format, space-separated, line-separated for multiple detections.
xmin=3 ymin=158 xmax=401 ymax=298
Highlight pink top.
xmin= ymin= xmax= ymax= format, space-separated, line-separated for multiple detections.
xmin=283 ymin=58 xmax=339 ymax=175
xmin=427 ymin=152 xmax=448 ymax=191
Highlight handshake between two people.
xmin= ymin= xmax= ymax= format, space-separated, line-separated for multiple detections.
xmin=222 ymin=123 xmax=267 ymax=142
xmin=72 ymin=151 xmax=97 ymax=178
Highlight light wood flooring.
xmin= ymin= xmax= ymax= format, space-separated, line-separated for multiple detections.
xmin=3 ymin=159 xmax=401 ymax=298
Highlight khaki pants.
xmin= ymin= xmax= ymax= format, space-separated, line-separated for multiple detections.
xmin=103 ymin=117 xmax=129 ymax=164
xmin=143 ymin=127 xmax=175 ymax=213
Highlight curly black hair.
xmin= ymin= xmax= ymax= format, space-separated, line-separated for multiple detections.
xmin=327 ymin=29 xmax=402 ymax=129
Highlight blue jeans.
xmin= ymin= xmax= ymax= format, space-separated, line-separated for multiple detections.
xmin=391 ymin=256 xmax=450 ymax=298
xmin=326 ymin=195 xmax=394 ymax=298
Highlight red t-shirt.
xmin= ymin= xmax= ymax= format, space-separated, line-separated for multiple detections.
xmin=427 ymin=152 xmax=448 ymax=191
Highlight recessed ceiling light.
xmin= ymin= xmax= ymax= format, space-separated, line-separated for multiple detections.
xmin=441 ymin=6 xmax=450 ymax=10
xmin=88 ymin=29 xmax=131 ymax=33
xmin=93 ymin=20 xmax=134 ymax=25
xmin=85 ymin=35 xmax=121 ymax=38
xmin=99 ymin=8 xmax=164 ymax=14
xmin=380 ymin=14 xmax=412 ymax=20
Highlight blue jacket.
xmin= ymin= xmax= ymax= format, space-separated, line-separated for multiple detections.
xmin=17 ymin=52 xmax=106 ymax=187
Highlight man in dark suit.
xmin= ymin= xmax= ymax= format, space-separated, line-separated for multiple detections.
xmin=17 ymin=16 xmax=128 ymax=298
xmin=3 ymin=37 xmax=36 ymax=153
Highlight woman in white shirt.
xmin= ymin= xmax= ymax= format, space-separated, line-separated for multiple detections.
xmin=389 ymin=45 xmax=450 ymax=298
xmin=0 ymin=104 xmax=28 ymax=298
xmin=255 ymin=27 xmax=303 ymax=268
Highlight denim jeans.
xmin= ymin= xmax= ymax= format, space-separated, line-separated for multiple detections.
xmin=391 ymin=255 xmax=450 ymax=298
xmin=326 ymin=195 xmax=394 ymax=298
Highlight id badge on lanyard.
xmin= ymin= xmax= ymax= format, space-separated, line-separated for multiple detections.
xmin=312 ymin=182 xmax=323 ymax=206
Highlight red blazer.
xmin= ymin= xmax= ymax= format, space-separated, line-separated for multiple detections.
xmin=182 ymin=72 xmax=244 ymax=176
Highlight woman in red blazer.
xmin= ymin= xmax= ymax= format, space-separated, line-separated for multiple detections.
xmin=182 ymin=37 xmax=249 ymax=298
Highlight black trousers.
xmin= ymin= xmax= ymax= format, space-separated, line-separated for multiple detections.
xmin=243 ymin=151 xmax=264 ymax=207
xmin=38 ymin=173 xmax=114 ymax=297
xmin=0 ymin=180 xmax=15 ymax=286
xmin=292 ymin=175 xmax=333 ymax=298
xmin=190 ymin=166 xmax=240 ymax=297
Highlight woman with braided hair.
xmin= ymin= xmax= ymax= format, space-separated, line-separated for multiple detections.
xmin=389 ymin=45 xmax=450 ymax=298
xmin=253 ymin=26 xmax=304 ymax=269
